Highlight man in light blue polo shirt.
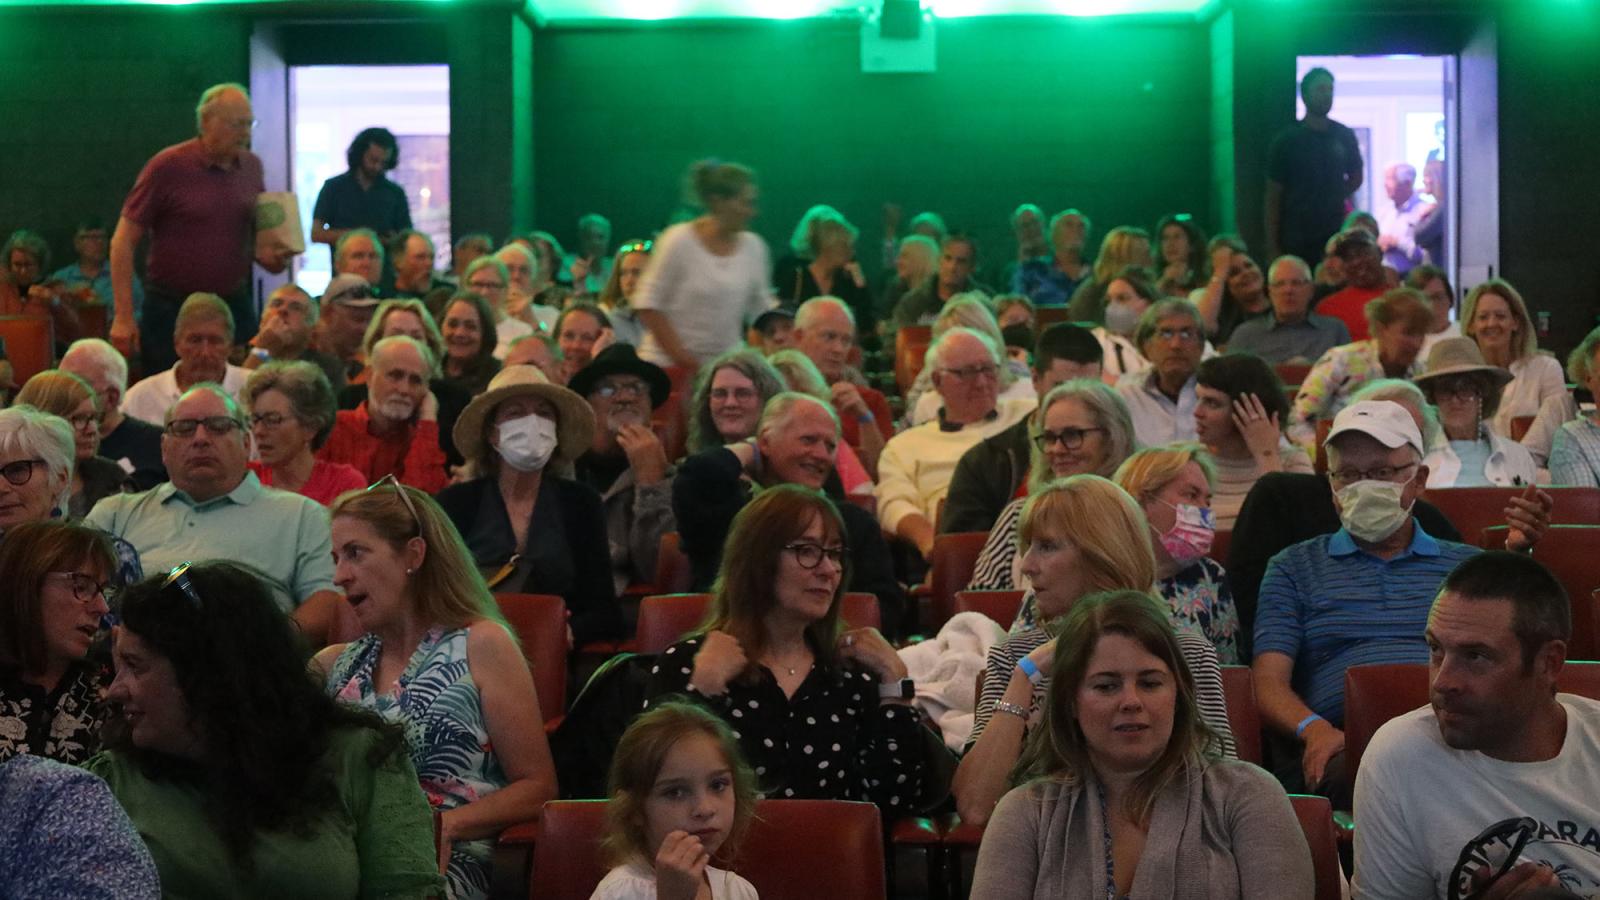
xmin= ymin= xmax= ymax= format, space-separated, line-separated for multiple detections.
xmin=86 ymin=384 xmax=339 ymax=628
xmin=1251 ymin=400 xmax=1551 ymax=805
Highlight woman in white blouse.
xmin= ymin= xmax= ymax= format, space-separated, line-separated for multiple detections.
xmin=1460 ymin=279 xmax=1565 ymax=438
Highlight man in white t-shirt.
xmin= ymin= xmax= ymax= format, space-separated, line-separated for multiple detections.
xmin=1352 ymin=551 xmax=1600 ymax=900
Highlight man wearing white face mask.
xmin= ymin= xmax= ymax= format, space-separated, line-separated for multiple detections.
xmin=1251 ymin=400 xmax=1550 ymax=808
xmin=437 ymin=365 xmax=623 ymax=645
xmin=317 ymin=336 xmax=448 ymax=493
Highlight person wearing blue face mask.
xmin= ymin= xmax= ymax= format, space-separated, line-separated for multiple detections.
xmin=1251 ymin=400 xmax=1553 ymax=808
xmin=436 ymin=364 xmax=622 ymax=644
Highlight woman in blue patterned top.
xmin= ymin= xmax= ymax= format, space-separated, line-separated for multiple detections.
xmin=318 ymin=479 xmax=558 ymax=899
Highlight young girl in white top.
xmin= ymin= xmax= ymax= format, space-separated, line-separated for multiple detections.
xmin=591 ymin=702 xmax=760 ymax=900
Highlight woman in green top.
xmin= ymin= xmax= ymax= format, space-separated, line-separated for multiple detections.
xmin=85 ymin=561 xmax=444 ymax=899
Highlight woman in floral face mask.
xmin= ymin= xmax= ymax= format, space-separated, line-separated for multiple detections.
xmin=1114 ymin=444 xmax=1242 ymax=665
xmin=435 ymin=365 xmax=624 ymax=645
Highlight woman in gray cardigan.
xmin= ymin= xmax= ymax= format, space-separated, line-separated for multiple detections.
xmin=970 ymin=590 xmax=1312 ymax=899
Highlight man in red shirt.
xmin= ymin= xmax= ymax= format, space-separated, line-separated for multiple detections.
xmin=792 ymin=296 xmax=892 ymax=475
xmin=317 ymin=335 xmax=447 ymax=492
xmin=1313 ymin=228 xmax=1388 ymax=341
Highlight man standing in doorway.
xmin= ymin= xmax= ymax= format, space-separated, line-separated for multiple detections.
xmin=309 ymin=127 xmax=412 ymax=259
xmin=1265 ymin=68 xmax=1364 ymax=266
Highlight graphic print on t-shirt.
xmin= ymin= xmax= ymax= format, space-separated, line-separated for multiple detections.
xmin=1450 ymin=816 xmax=1600 ymax=899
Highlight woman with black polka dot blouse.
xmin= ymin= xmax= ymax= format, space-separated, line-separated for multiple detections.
xmin=643 ymin=485 xmax=935 ymax=811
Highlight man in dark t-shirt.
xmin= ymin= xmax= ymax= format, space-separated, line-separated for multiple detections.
xmin=309 ymin=127 xmax=412 ymax=266
xmin=1265 ymin=68 xmax=1364 ymax=267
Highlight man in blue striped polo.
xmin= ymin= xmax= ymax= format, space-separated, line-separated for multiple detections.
xmin=1250 ymin=400 xmax=1546 ymax=806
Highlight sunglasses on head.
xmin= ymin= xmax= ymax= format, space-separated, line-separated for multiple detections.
xmin=366 ymin=473 xmax=422 ymax=535
xmin=618 ymin=241 xmax=653 ymax=255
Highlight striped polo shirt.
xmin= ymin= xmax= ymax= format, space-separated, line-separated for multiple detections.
xmin=1252 ymin=522 xmax=1478 ymax=727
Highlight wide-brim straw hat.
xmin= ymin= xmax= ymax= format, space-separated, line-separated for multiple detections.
xmin=1413 ymin=336 xmax=1513 ymax=391
xmin=454 ymin=364 xmax=596 ymax=466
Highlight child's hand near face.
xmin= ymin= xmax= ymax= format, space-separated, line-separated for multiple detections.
xmin=654 ymin=830 xmax=711 ymax=900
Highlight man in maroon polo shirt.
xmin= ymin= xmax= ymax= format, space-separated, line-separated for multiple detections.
xmin=792 ymin=295 xmax=893 ymax=475
xmin=110 ymin=83 xmax=290 ymax=375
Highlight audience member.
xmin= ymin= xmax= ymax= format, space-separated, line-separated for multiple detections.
xmin=1252 ymin=400 xmax=1548 ymax=805
xmin=766 ymin=349 xmax=876 ymax=500
xmin=309 ymin=127 xmax=411 ymax=253
xmin=450 ymin=233 xmax=494 ymax=284
xmin=60 ymin=339 xmax=168 ymax=490
xmin=1460 ymin=279 xmax=1566 ymax=438
xmin=1191 ymin=238 xmax=1270 ymax=344
xmin=1415 ymin=158 xmax=1447 ymax=267
xmin=1155 ymin=212 xmax=1208 ymax=296
xmin=992 ymin=203 xmax=1045 ymax=292
xmin=1264 ymin=67 xmax=1363 ymax=264
xmin=1415 ymin=338 xmax=1537 ymax=487
xmin=1226 ymin=255 xmax=1350 ymax=364
xmin=1375 ymin=163 xmax=1425 ymax=275
xmin=391 ymin=229 xmax=450 ymax=299
xmin=111 ymin=84 xmax=285 ymax=369
xmin=121 ymin=292 xmax=248 ymax=424
xmin=1549 ymin=326 xmax=1600 ymax=488
xmin=1407 ymin=265 xmax=1459 ymax=360
xmin=1193 ymin=353 xmax=1314 ymax=527
xmin=318 ymin=336 xmax=448 ymax=493
xmin=1352 ymin=552 xmax=1600 ymax=900
xmin=564 ymin=213 xmax=613 ymax=296
xmin=1065 ymin=225 xmax=1153 ymax=323
xmin=0 ymin=521 xmax=117 ymax=765
xmin=15 ymin=370 xmax=130 ymax=517
xmin=460 ymin=256 xmax=532 ymax=358
xmin=793 ymin=296 xmax=892 ymax=470
xmin=311 ymin=274 xmax=382 ymax=385
xmin=496 ymin=242 xmax=557 ymax=333
xmin=750 ymin=308 xmax=795 ymax=356
xmin=1094 ymin=265 xmax=1163 ymax=383
xmin=503 ymin=332 xmax=565 ymax=386
xmin=776 ymin=210 xmax=875 ymax=334
xmin=879 ymin=233 xmax=938 ymax=326
xmin=515 ymin=231 xmax=574 ymax=311
xmin=1117 ymin=298 xmax=1206 ymax=447
xmin=905 ymin=295 xmax=1035 ymax=426
xmin=243 ymin=361 xmax=365 ymax=505
xmin=90 ymin=561 xmax=442 ymax=896
xmin=891 ymin=234 xmax=990 ymax=329
xmin=994 ymin=293 xmax=1035 ymax=332
xmin=1014 ymin=209 xmax=1092 ymax=307
xmin=49 ymin=217 xmax=141 ymax=315
xmin=1 ymin=229 xmax=85 ymax=348
xmin=1287 ymin=286 xmax=1432 ymax=450
xmin=350 ymin=298 xmax=471 ymax=464
xmin=555 ymin=302 xmax=611 ymax=382
xmin=968 ymin=380 xmax=1136 ymax=592
xmin=645 ymin=484 xmax=936 ymax=807
xmin=332 ymin=228 xmax=385 ymax=287
xmin=359 ymin=298 xmax=446 ymax=375
xmin=686 ymin=349 xmax=785 ymax=455
xmin=672 ymin=393 xmax=903 ymax=633
xmin=634 ymin=160 xmax=773 ymax=373
xmin=942 ymin=322 xmax=1105 ymax=534
xmin=877 ymin=328 xmax=1034 ymax=560
xmin=320 ymin=483 xmax=558 ymax=898
xmin=596 ymin=239 xmax=651 ymax=348
xmin=437 ymin=291 xmax=502 ymax=397
xmin=245 ymin=283 xmax=346 ymax=386
xmin=568 ymin=344 xmax=677 ymax=596
xmin=438 ymin=365 xmax=622 ymax=644
xmin=1313 ymin=229 xmax=1389 ymax=341
xmin=0 ymin=753 xmax=160 ymax=899
xmin=954 ymin=476 xmax=1235 ymax=826
xmin=87 ymin=385 xmax=338 ymax=617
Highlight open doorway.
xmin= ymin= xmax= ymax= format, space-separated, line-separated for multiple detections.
xmin=1297 ymin=55 xmax=1454 ymax=291
xmin=289 ymin=65 xmax=451 ymax=296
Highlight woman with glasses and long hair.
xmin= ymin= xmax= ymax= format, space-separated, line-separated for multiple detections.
xmin=643 ymin=484 xmax=938 ymax=810
xmin=686 ymin=348 xmax=786 ymax=455
xmin=0 ymin=520 xmax=117 ymax=765
xmin=87 ymin=561 xmax=444 ymax=897
xmin=969 ymin=591 xmax=1311 ymax=898
xmin=243 ymin=361 xmax=365 ymax=506
xmin=319 ymin=480 xmax=557 ymax=900
xmin=14 ymin=369 xmax=130 ymax=517
xmin=596 ymin=240 xmax=651 ymax=348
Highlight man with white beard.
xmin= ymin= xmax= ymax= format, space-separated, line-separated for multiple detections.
xmin=567 ymin=344 xmax=676 ymax=597
xmin=316 ymin=335 xmax=448 ymax=492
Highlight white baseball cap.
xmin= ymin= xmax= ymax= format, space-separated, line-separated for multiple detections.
xmin=1324 ymin=400 xmax=1424 ymax=455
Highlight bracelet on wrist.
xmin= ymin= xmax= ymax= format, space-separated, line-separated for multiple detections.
xmin=995 ymin=701 xmax=1030 ymax=721
xmin=1295 ymin=713 xmax=1324 ymax=739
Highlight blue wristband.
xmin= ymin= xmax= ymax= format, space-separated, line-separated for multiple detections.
xmin=1295 ymin=713 xmax=1324 ymax=739
xmin=1016 ymin=657 xmax=1042 ymax=684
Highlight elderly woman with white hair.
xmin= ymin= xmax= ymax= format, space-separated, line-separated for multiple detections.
xmin=493 ymin=242 xmax=557 ymax=334
xmin=904 ymin=294 xmax=1034 ymax=426
xmin=13 ymin=370 xmax=131 ymax=518
xmin=435 ymin=365 xmax=622 ymax=644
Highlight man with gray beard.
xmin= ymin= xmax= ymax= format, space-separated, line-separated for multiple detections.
xmin=316 ymin=335 xmax=447 ymax=492
xmin=568 ymin=344 xmax=676 ymax=600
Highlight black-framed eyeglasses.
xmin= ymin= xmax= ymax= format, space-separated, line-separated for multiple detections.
xmin=1033 ymin=426 xmax=1106 ymax=451
xmin=0 ymin=458 xmax=44 ymax=486
xmin=367 ymin=473 xmax=422 ymax=535
xmin=784 ymin=542 xmax=845 ymax=569
xmin=1447 ymin=816 xmax=1538 ymax=900
xmin=165 ymin=416 xmax=245 ymax=438
xmin=47 ymin=571 xmax=112 ymax=606
xmin=939 ymin=363 xmax=999 ymax=382
xmin=68 ymin=411 xmax=104 ymax=431
xmin=595 ymin=380 xmax=649 ymax=399
xmin=618 ymin=240 xmax=653 ymax=255
xmin=251 ymin=412 xmax=290 ymax=429
xmin=1329 ymin=462 xmax=1419 ymax=487
xmin=162 ymin=562 xmax=203 ymax=609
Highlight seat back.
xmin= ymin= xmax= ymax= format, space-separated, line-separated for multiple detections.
xmin=652 ymin=391 xmax=688 ymax=466
xmin=953 ymin=589 xmax=1025 ymax=630
xmin=653 ymin=532 xmax=694 ymax=595
xmin=841 ymin=592 xmax=881 ymax=630
xmin=1509 ymin=415 xmax=1536 ymax=442
xmin=534 ymin=798 xmax=886 ymax=900
xmin=1428 ymin=486 xmax=1600 ymax=547
xmin=1034 ymin=306 xmax=1073 ymax=329
xmin=495 ymin=594 xmax=569 ymax=726
xmin=1219 ymin=666 xmax=1263 ymax=764
xmin=1313 ymin=418 xmax=1333 ymax=475
xmin=1482 ymin=525 xmax=1600 ymax=659
xmin=1290 ymin=794 xmax=1345 ymax=900
xmin=927 ymin=532 xmax=990 ymax=630
xmin=1274 ymin=362 xmax=1312 ymax=390
xmin=636 ymin=592 xmax=712 ymax=655
xmin=894 ymin=325 xmax=932 ymax=395
xmin=0 ymin=315 xmax=54 ymax=384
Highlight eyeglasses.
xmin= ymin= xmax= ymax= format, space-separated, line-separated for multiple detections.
xmin=1432 ymin=381 xmax=1483 ymax=403
xmin=784 ymin=542 xmax=845 ymax=569
xmin=1155 ymin=327 xmax=1201 ymax=343
xmin=162 ymin=561 xmax=203 ymax=609
xmin=1447 ymin=816 xmax=1537 ymax=900
xmin=68 ymin=412 xmax=104 ymax=431
xmin=367 ymin=473 xmax=422 ymax=535
xmin=0 ymin=458 xmax=44 ymax=486
xmin=939 ymin=363 xmax=1000 ymax=382
xmin=1329 ymin=462 xmax=1418 ymax=487
xmin=618 ymin=241 xmax=653 ymax=254
xmin=466 ymin=280 xmax=506 ymax=292
xmin=1033 ymin=426 xmax=1107 ymax=451
xmin=165 ymin=416 xmax=245 ymax=438
xmin=595 ymin=380 xmax=648 ymax=399
xmin=329 ymin=284 xmax=377 ymax=303
xmin=47 ymin=571 xmax=112 ymax=605
xmin=1270 ymin=278 xmax=1312 ymax=289
xmin=251 ymin=412 xmax=290 ymax=428
xmin=710 ymin=387 xmax=759 ymax=403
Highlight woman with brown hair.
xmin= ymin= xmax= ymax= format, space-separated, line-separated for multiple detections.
xmin=15 ymin=369 xmax=129 ymax=517
xmin=970 ymin=590 xmax=1312 ymax=899
xmin=642 ymin=484 xmax=936 ymax=809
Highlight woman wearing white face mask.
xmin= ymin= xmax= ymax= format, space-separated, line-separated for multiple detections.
xmin=436 ymin=365 xmax=623 ymax=644
xmin=1115 ymin=444 xmax=1241 ymax=665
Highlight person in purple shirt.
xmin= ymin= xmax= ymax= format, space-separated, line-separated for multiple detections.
xmin=0 ymin=754 xmax=160 ymax=900
xmin=110 ymin=83 xmax=293 ymax=375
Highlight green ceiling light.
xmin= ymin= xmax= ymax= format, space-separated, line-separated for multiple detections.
xmin=615 ymin=0 xmax=686 ymax=19
xmin=929 ymin=0 xmax=1209 ymax=14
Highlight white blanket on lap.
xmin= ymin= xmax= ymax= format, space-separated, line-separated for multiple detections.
xmin=897 ymin=612 xmax=1006 ymax=750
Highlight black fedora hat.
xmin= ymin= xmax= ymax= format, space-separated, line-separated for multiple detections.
xmin=568 ymin=343 xmax=673 ymax=409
